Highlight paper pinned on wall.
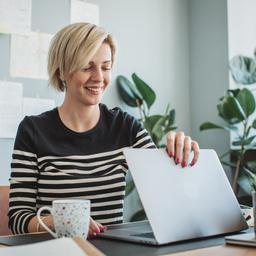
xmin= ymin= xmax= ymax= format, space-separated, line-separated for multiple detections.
xmin=70 ymin=0 xmax=99 ymax=25
xmin=0 ymin=81 xmax=23 ymax=139
xmin=22 ymin=97 xmax=55 ymax=117
xmin=10 ymin=32 xmax=53 ymax=80
xmin=0 ymin=0 xmax=32 ymax=34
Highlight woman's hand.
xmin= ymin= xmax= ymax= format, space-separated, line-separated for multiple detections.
xmin=88 ymin=217 xmax=107 ymax=238
xmin=166 ymin=131 xmax=199 ymax=167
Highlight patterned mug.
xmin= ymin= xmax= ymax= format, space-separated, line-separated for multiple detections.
xmin=37 ymin=199 xmax=90 ymax=239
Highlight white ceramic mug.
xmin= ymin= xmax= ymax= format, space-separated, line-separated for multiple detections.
xmin=37 ymin=199 xmax=90 ymax=239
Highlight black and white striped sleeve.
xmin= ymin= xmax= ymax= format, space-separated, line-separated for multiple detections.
xmin=8 ymin=117 xmax=38 ymax=234
xmin=131 ymin=119 xmax=156 ymax=149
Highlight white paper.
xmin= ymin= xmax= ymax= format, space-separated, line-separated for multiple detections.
xmin=0 ymin=0 xmax=31 ymax=34
xmin=22 ymin=97 xmax=55 ymax=116
xmin=10 ymin=32 xmax=53 ymax=80
xmin=0 ymin=237 xmax=87 ymax=256
xmin=0 ymin=81 xmax=23 ymax=138
xmin=71 ymin=0 xmax=99 ymax=25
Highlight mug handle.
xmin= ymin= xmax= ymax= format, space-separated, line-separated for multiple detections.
xmin=37 ymin=206 xmax=57 ymax=238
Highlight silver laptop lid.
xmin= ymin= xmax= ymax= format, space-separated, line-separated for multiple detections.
xmin=123 ymin=149 xmax=248 ymax=244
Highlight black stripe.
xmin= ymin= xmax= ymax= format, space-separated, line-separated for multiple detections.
xmin=91 ymin=203 xmax=123 ymax=212
xmin=37 ymin=186 xmax=125 ymax=197
xmin=38 ymin=151 xmax=123 ymax=165
xmin=93 ymin=211 xmax=123 ymax=220
xmin=37 ymin=177 xmax=125 ymax=189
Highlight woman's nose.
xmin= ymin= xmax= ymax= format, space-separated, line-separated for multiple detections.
xmin=91 ymin=67 xmax=103 ymax=82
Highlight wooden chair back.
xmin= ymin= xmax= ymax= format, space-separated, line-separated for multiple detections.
xmin=0 ymin=186 xmax=12 ymax=236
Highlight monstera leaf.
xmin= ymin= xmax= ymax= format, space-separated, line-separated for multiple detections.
xmin=230 ymin=55 xmax=256 ymax=85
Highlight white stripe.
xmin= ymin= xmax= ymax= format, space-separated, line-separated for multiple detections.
xmin=37 ymin=147 xmax=130 ymax=162
xmin=21 ymin=213 xmax=35 ymax=233
xmin=9 ymin=206 xmax=35 ymax=211
xmin=13 ymin=150 xmax=37 ymax=158
xmin=37 ymin=199 xmax=123 ymax=208
xmin=91 ymin=208 xmax=123 ymax=216
xmin=11 ymin=177 xmax=37 ymax=182
xmin=12 ymin=159 xmax=37 ymax=166
xmin=38 ymin=166 xmax=127 ymax=184
xmin=10 ymin=188 xmax=37 ymax=193
xmin=136 ymin=129 xmax=148 ymax=138
xmin=99 ymin=216 xmax=123 ymax=224
xmin=38 ymin=191 xmax=123 ymax=200
xmin=38 ymin=155 xmax=125 ymax=169
xmin=42 ymin=162 xmax=126 ymax=175
xmin=11 ymin=168 xmax=37 ymax=174
xmin=38 ymin=181 xmax=126 ymax=193
xmin=91 ymin=200 xmax=124 ymax=207
xmin=9 ymin=197 xmax=36 ymax=203
xmin=39 ymin=172 xmax=124 ymax=184
xmin=132 ymin=135 xmax=152 ymax=147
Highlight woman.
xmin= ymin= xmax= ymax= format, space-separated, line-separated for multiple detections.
xmin=8 ymin=23 xmax=199 ymax=237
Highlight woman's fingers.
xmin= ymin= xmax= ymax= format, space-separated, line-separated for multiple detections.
xmin=88 ymin=217 xmax=106 ymax=238
xmin=182 ymin=136 xmax=191 ymax=167
xmin=166 ymin=131 xmax=199 ymax=167
xmin=174 ymin=132 xmax=185 ymax=164
xmin=166 ymin=131 xmax=176 ymax=157
xmin=190 ymin=140 xmax=200 ymax=166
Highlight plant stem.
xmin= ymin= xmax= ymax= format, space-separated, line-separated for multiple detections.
xmin=136 ymin=99 xmax=145 ymax=121
xmin=232 ymin=120 xmax=247 ymax=194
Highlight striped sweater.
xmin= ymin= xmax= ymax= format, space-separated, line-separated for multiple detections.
xmin=8 ymin=104 xmax=155 ymax=234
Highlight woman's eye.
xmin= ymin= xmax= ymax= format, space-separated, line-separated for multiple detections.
xmin=81 ymin=66 xmax=92 ymax=71
xmin=102 ymin=67 xmax=111 ymax=71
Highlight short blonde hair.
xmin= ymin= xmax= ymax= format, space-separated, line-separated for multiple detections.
xmin=48 ymin=23 xmax=116 ymax=91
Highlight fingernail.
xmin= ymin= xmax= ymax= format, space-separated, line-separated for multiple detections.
xmin=169 ymin=152 xmax=173 ymax=157
xmin=176 ymin=158 xmax=180 ymax=165
xmin=190 ymin=161 xmax=195 ymax=166
xmin=182 ymin=161 xmax=187 ymax=168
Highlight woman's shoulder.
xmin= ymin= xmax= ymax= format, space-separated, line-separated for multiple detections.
xmin=100 ymin=103 xmax=138 ymax=123
xmin=19 ymin=108 xmax=57 ymax=128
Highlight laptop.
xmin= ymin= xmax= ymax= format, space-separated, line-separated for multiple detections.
xmin=98 ymin=149 xmax=248 ymax=245
xmin=225 ymin=232 xmax=256 ymax=247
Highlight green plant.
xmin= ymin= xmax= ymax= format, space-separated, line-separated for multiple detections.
xmin=117 ymin=73 xmax=177 ymax=220
xmin=117 ymin=73 xmax=177 ymax=147
xmin=200 ymin=53 xmax=256 ymax=197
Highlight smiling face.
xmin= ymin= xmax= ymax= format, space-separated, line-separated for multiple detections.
xmin=65 ymin=43 xmax=112 ymax=107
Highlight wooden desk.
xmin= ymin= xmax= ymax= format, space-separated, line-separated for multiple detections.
xmin=164 ymin=245 xmax=256 ymax=256
xmin=0 ymin=232 xmax=255 ymax=255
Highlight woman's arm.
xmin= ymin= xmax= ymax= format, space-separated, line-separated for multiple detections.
xmin=8 ymin=117 xmax=39 ymax=234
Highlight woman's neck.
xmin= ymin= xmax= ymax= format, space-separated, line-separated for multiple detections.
xmin=58 ymin=101 xmax=101 ymax=133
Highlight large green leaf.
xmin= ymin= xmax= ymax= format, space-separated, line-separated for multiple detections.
xmin=252 ymin=119 xmax=256 ymax=129
xmin=200 ymin=122 xmax=225 ymax=131
xmin=151 ymin=115 xmax=169 ymax=141
xmin=246 ymin=160 xmax=256 ymax=172
xmin=199 ymin=122 xmax=237 ymax=131
xmin=237 ymin=173 xmax=253 ymax=195
xmin=130 ymin=209 xmax=146 ymax=222
xmin=236 ymin=88 xmax=255 ymax=117
xmin=116 ymin=75 xmax=142 ymax=107
xmin=168 ymin=109 xmax=175 ymax=126
xmin=143 ymin=115 xmax=162 ymax=134
xmin=217 ymin=95 xmax=246 ymax=123
xmin=232 ymin=135 xmax=256 ymax=146
xmin=230 ymin=55 xmax=256 ymax=85
xmin=125 ymin=179 xmax=135 ymax=197
xmin=132 ymin=73 xmax=156 ymax=110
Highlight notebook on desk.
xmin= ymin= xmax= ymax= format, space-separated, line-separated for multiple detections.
xmin=225 ymin=232 xmax=256 ymax=247
xmin=98 ymin=149 xmax=248 ymax=245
